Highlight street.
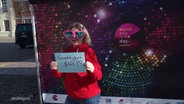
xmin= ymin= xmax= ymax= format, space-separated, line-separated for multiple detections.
xmin=0 ymin=36 xmax=40 ymax=104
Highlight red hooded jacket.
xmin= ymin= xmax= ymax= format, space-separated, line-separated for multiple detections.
xmin=52 ymin=43 xmax=102 ymax=99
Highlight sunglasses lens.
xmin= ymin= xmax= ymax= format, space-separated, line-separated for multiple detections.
xmin=64 ymin=32 xmax=72 ymax=38
xmin=76 ymin=32 xmax=84 ymax=39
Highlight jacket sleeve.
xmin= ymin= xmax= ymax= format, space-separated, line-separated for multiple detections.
xmin=51 ymin=70 xmax=65 ymax=78
xmin=86 ymin=48 xmax=102 ymax=81
xmin=51 ymin=49 xmax=67 ymax=78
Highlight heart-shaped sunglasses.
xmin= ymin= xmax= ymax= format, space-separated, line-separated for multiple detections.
xmin=63 ymin=30 xmax=86 ymax=40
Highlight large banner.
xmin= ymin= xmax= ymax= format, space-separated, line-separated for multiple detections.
xmin=30 ymin=0 xmax=184 ymax=103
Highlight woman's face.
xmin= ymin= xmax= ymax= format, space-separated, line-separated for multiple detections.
xmin=69 ymin=28 xmax=83 ymax=47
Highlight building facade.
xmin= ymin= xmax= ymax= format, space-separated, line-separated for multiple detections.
xmin=0 ymin=0 xmax=31 ymax=37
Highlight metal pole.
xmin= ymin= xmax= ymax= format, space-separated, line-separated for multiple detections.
xmin=29 ymin=4 xmax=43 ymax=104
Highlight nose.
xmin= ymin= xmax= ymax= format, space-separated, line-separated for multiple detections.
xmin=71 ymin=33 xmax=76 ymax=38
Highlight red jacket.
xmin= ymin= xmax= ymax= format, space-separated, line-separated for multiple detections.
xmin=52 ymin=43 xmax=102 ymax=99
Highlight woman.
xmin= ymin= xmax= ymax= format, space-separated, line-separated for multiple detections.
xmin=50 ymin=22 xmax=102 ymax=104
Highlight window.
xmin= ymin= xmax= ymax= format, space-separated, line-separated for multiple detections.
xmin=4 ymin=20 xmax=10 ymax=31
xmin=23 ymin=19 xmax=32 ymax=23
xmin=2 ymin=0 xmax=8 ymax=12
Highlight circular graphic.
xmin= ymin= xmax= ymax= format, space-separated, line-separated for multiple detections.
xmin=52 ymin=95 xmax=58 ymax=101
xmin=115 ymin=23 xmax=143 ymax=52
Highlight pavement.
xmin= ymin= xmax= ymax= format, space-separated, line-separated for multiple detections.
xmin=0 ymin=58 xmax=37 ymax=75
xmin=0 ymin=36 xmax=37 ymax=75
xmin=0 ymin=36 xmax=41 ymax=104
xmin=0 ymin=36 xmax=15 ymax=43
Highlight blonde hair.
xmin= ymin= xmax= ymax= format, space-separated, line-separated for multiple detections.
xmin=68 ymin=22 xmax=92 ymax=46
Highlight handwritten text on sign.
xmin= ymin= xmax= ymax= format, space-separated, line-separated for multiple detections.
xmin=54 ymin=52 xmax=86 ymax=72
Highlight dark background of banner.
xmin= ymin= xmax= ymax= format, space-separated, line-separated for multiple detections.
xmin=31 ymin=0 xmax=184 ymax=99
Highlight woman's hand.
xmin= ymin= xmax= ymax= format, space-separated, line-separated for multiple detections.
xmin=50 ymin=61 xmax=58 ymax=70
xmin=85 ymin=61 xmax=94 ymax=73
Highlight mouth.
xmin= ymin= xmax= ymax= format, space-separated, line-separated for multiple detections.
xmin=70 ymin=39 xmax=79 ymax=43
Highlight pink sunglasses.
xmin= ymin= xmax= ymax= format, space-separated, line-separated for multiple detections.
xmin=63 ymin=30 xmax=86 ymax=40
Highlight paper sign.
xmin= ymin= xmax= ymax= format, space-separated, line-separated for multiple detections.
xmin=54 ymin=52 xmax=86 ymax=72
